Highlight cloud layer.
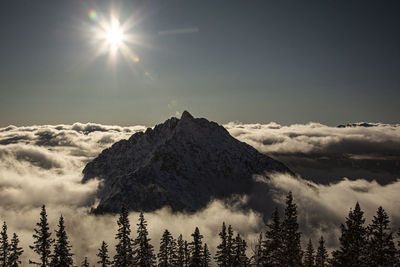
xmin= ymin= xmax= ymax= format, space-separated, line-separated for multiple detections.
xmin=226 ymin=121 xmax=400 ymax=184
xmin=0 ymin=121 xmax=399 ymax=265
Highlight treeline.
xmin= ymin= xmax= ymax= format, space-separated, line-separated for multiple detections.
xmin=0 ymin=192 xmax=400 ymax=266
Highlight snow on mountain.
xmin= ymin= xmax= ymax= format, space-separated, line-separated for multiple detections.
xmin=82 ymin=111 xmax=292 ymax=215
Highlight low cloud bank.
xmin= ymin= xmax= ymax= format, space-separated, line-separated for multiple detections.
xmin=226 ymin=122 xmax=400 ymax=184
xmin=0 ymin=122 xmax=399 ymax=264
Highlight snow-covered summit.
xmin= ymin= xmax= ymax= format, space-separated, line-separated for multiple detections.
xmin=82 ymin=111 xmax=291 ymax=214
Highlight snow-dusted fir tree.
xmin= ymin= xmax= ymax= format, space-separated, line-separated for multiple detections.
xmin=97 ymin=241 xmax=111 ymax=267
xmin=189 ymin=227 xmax=203 ymax=267
xmin=8 ymin=233 xmax=23 ymax=267
xmin=281 ymin=192 xmax=303 ymax=267
xmin=30 ymin=205 xmax=53 ymax=267
xmin=0 ymin=222 xmax=9 ymax=267
xmin=263 ymin=207 xmax=282 ymax=266
xmin=315 ymin=236 xmax=328 ymax=267
xmin=202 ymin=243 xmax=211 ymax=267
xmin=81 ymin=257 xmax=90 ymax=267
xmin=113 ymin=204 xmax=134 ymax=266
xmin=365 ymin=206 xmax=398 ymax=266
xmin=158 ymin=229 xmax=177 ymax=267
xmin=132 ymin=212 xmax=156 ymax=267
xmin=332 ymin=202 xmax=367 ymax=266
xmin=175 ymin=234 xmax=186 ymax=267
xmin=303 ymin=238 xmax=315 ymax=267
xmin=50 ymin=215 xmax=73 ymax=267
xmin=214 ymin=222 xmax=228 ymax=267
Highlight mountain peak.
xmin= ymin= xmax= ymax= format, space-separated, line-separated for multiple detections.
xmin=180 ymin=110 xmax=194 ymax=120
xmin=82 ymin=113 xmax=292 ymax=215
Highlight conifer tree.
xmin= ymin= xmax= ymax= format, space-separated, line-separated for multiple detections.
xmin=170 ymin=236 xmax=178 ymax=266
xmin=241 ymin=239 xmax=250 ymax=267
xmin=8 ymin=233 xmax=23 ymax=267
xmin=250 ymin=233 xmax=263 ymax=267
xmin=189 ymin=227 xmax=203 ymax=267
xmin=304 ymin=238 xmax=315 ymax=267
xmin=232 ymin=234 xmax=249 ymax=267
xmin=176 ymin=234 xmax=186 ymax=267
xmin=315 ymin=236 xmax=328 ymax=267
xmin=365 ymin=206 xmax=398 ymax=266
xmin=226 ymin=225 xmax=233 ymax=267
xmin=232 ymin=234 xmax=242 ymax=267
xmin=332 ymin=202 xmax=367 ymax=267
xmin=202 ymin=243 xmax=211 ymax=267
xmin=398 ymin=228 xmax=400 ymax=264
xmin=184 ymin=240 xmax=190 ymax=267
xmin=30 ymin=205 xmax=53 ymax=267
xmin=158 ymin=229 xmax=176 ymax=267
xmin=132 ymin=212 xmax=156 ymax=267
xmin=113 ymin=204 xmax=134 ymax=267
xmin=0 ymin=222 xmax=9 ymax=267
xmin=214 ymin=222 xmax=228 ymax=267
xmin=50 ymin=215 xmax=73 ymax=267
xmin=81 ymin=257 xmax=90 ymax=267
xmin=97 ymin=241 xmax=111 ymax=267
xmin=281 ymin=191 xmax=303 ymax=267
xmin=263 ymin=207 xmax=282 ymax=266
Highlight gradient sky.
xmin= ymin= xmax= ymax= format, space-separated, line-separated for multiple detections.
xmin=0 ymin=0 xmax=399 ymax=127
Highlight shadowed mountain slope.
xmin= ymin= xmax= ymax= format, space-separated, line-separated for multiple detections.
xmin=82 ymin=111 xmax=291 ymax=215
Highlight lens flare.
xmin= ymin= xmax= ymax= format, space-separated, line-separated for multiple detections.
xmin=88 ymin=10 xmax=98 ymax=21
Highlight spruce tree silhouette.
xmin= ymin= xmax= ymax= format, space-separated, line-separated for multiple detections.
xmin=132 ymin=212 xmax=155 ymax=267
xmin=158 ymin=229 xmax=176 ymax=267
xmin=263 ymin=207 xmax=282 ymax=266
xmin=365 ymin=206 xmax=398 ymax=266
xmin=332 ymin=202 xmax=367 ymax=266
xmin=202 ymin=243 xmax=211 ymax=267
xmin=50 ymin=215 xmax=74 ymax=267
xmin=81 ymin=257 xmax=90 ymax=267
xmin=30 ymin=205 xmax=53 ymax=267
xmin=281 ymin=192 xmax=303 ymax=267
xmin=303 ymin=238 xmax=314 ymax=267
xmin=8 ymin=233 xmax=23 ymax=267
xmin=189 ymin=227 xmax=203 ymax=267
xmin=113 ymin=204 xmax=134 ymax=266
xmin=214 ymin=222 xmax=228 ymax=267
xmin=97 ymin=241 xmax=111 ymax=267
xmin=0 ymin=222 xmax=9 ymax=267
xmin=175 ymin=234 xmax=186 ymax=267
xmin=315 ymin=236 xmax=328 ymax=267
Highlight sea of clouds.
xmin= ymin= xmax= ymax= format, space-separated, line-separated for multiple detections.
xmin=0 ymin=120 xmax=399 ymax=265
xmin=226 ymin=121 xmax=400 ymax=184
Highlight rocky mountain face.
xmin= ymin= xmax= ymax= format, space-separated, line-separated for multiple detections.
xmin=82 ymin=111 xmax=291 ymax=215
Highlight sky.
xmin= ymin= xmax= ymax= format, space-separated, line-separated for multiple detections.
xmin=1 ymin=0 xmax=399 ymax=126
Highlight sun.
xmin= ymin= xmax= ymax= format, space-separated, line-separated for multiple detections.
xmin=101 ymin=17 xmax=125 ymax=52
xmin=88 ymin=10 xmax=141 ymax=64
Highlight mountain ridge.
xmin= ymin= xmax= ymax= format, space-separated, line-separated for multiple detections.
xmin=82 ymin=111 xmax=292 ymax=215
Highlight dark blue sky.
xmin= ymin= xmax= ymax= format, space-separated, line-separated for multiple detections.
xmin=0 ymin=0 xmax=399 ymax=126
